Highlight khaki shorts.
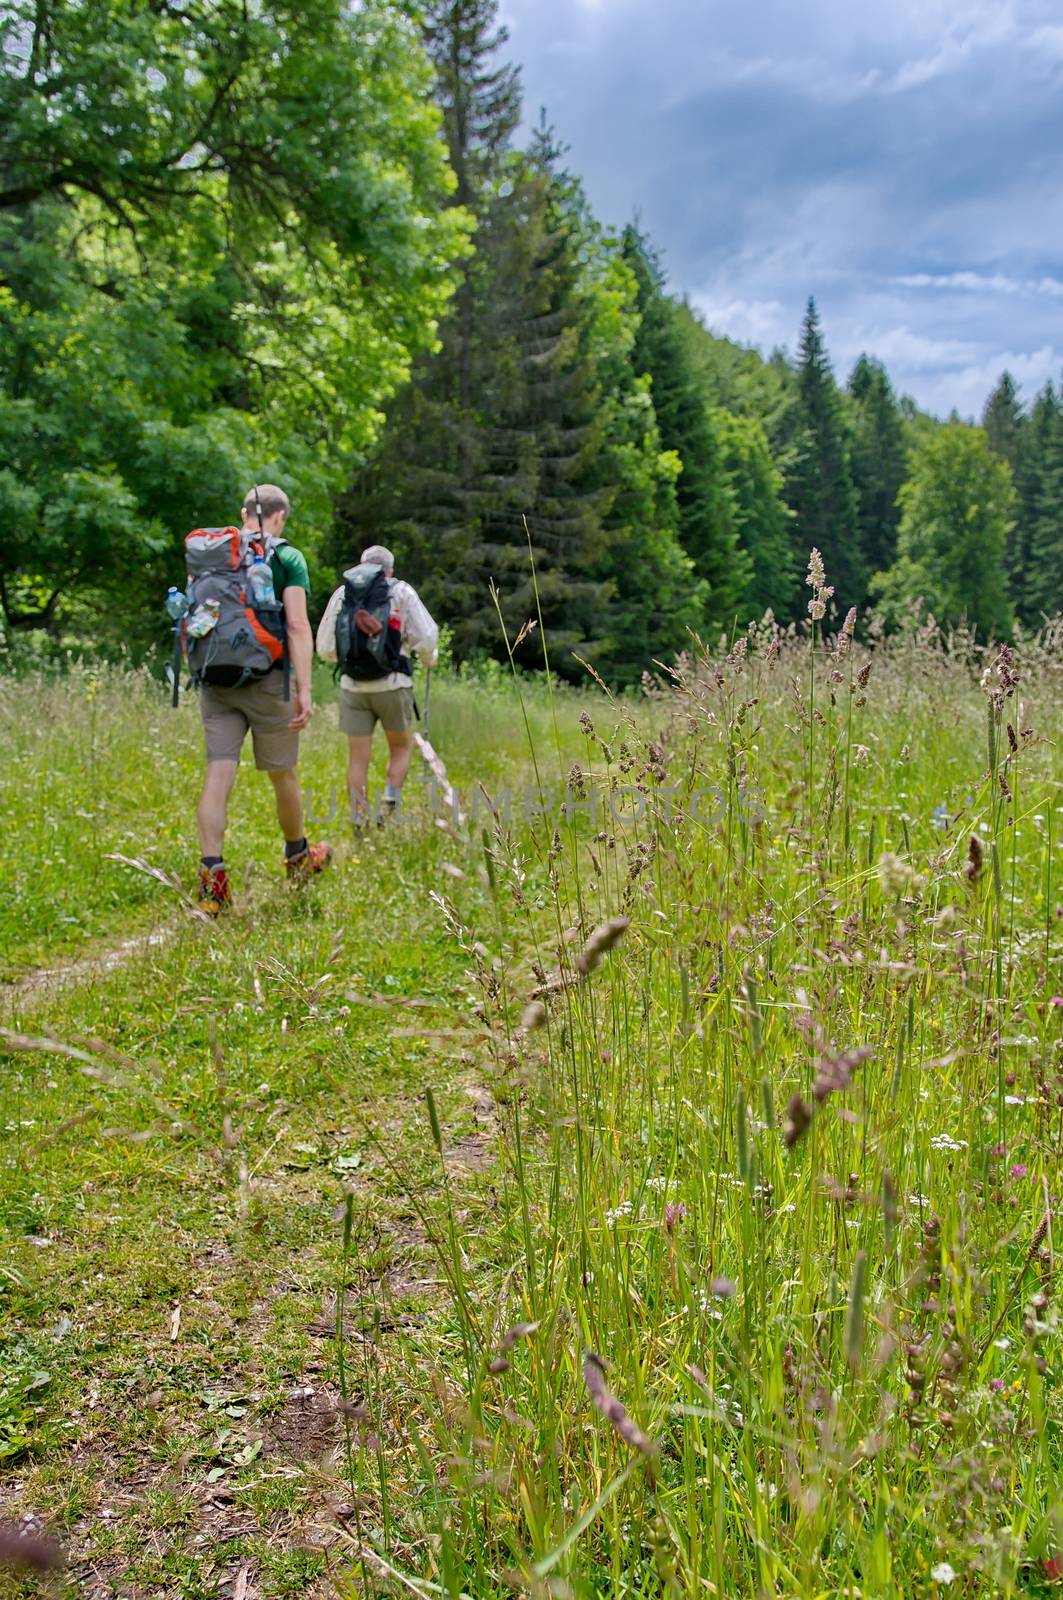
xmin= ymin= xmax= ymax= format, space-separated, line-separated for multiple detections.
xmin=339 ymin=685 xmax=414 ymax=737
xmin=200 ymin=669 xmax=298 ymax=771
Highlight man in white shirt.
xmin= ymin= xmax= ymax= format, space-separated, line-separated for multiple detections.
xmin=316 ymin=544 xmax=439 ymax=822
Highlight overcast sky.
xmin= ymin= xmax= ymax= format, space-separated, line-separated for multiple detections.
xmin=499 ymin=0 xmax=1063 ymax=419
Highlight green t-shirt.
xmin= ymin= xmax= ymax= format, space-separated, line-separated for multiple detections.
xmin=270 ymin=542 xmax=310 ymax=598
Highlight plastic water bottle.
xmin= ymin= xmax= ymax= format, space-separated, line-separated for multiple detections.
xmin=248 ymin=555 xmax=276 ymax=608
xmin=165 ymin=586 xmax=188 ymax=621
xmin=186 ymin=598 xmax=221 ymax=638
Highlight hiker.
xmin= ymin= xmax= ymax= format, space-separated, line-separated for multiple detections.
xmin=183 ymin=485 xmax=332 ymax=913
xmin=315 ymin=544 xmax=438 ymax=824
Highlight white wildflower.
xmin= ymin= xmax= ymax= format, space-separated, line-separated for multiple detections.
xmin=930 ymin=1134 xmax=967 ymax=1152
xmin=931 ymin=1562 xmax=956 ymax=1585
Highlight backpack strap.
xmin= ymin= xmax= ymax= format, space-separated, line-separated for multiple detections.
xmin=263 ymin=533 xmax=291 ymax=701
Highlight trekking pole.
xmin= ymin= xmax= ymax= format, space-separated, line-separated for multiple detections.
xmin=171 ymin=624 xmax=182 ymax=708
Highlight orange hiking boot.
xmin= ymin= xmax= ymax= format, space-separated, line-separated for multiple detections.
xmin=197 ymin=863 xmax=232 ymax=916
xmin=285 ymin=840 xmax=333 ymax=881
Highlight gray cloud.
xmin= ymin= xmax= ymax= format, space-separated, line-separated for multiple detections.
xmin=502 ymin=0 xmax=1063 ymax=416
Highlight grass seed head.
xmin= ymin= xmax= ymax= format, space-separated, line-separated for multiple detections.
xmin=521 ymin=1000 xmax=547 ymax=1031
xmin=813 ymin=1045 xmax=873 ymax=1103
xmin=784 ymin=1093 xmax=814 ymax=1148
xmin=583 ymin=1351 xmax=658 ymax=1457
xmin=500 ymin=1321 xmax=540 ymax=1352
xmin=576 ymin=915 xmax=631 ymax=976
xmin=966 ymin=835 xmax=984 ymax=883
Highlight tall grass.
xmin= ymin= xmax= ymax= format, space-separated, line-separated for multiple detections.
xmin=0 ymin=656 xmax=589 ymax=975
xmin=336 ymin=606 xmax=1062 ymax=1597
xmin=0 ymin=604 xmax=1059 ymax=1598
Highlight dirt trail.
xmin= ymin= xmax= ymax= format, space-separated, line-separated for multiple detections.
xmin=2 ymin=852 xmax=212 ymax=1012
xmin=1 ymin=924 xmax=177 ymax=1012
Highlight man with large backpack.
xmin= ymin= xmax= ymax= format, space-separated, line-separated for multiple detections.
xmin=315 ymin=544 xmax=438 ymax=824
xmin=183 ymin=485 xmax=331 ymax=913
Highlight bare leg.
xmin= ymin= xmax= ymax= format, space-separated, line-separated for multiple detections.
xmin=197 ymin=760 xmax=239 ymax=856
xmin=384 ymin=728 xmax=413 ymax=791
xmin=346 ymin=734 xmax=374 ymax=822
xmin=267 ymin=766 xmax=304 ymax=843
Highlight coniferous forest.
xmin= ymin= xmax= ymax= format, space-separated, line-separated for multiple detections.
xmin=1 ymin=0 xmax=1060 ymax=682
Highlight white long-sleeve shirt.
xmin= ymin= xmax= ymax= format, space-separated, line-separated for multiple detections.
xmin=316 ymin=576 xmax=438 ymax=691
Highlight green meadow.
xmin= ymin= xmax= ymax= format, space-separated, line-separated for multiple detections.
xmin=1 ymin=617 xmax=1061 ymax=1598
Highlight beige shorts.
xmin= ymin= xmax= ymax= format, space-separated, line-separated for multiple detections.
xmin=200 ymin=669 xmax=298 ymax=771
xmin=339 ymin=685 xmax=414 ymax=737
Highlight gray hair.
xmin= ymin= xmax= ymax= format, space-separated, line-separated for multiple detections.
xmin=361 ymin=544 xmax=394 ymax=572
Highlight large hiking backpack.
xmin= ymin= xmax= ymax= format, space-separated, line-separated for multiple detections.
xmin=182 ymin=527 xmax=287 ymax=690
xmin=334 ymin=562 xmax=410 ymax=680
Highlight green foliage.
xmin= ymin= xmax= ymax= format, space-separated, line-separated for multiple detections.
xmin=1021 ymin=383 xmax=1063 ymax=626
xmin=339 ymin=11 xmax=703 ymax=685
xmin=983 ymin=371 xmax=1027 ymax=472
xmin=848 ymin=354 xmax=906 ymax=578
xmin=874 ymin=424 xmax=1015 ymax=636
xmin=983 ymin=371 xmax=1030 ymax=602
xmin=2 ymin=1 xmax=1055 ymax=675
xmin=0 ymin=1331 xmax=50 ymax=1463
xmin=575 ymin=216 xmax=707 ymax=681
xmin=673 ymin=300 xmax=796 ymax=450
xmin=710 ymin=408 xmax=797 ymax=621
xmin=425 ymin=0 xmax=522 ymax=210
xmin=0 ymin=0 xmax=468 ymax=645
xmin=785 ymin=298 xmax=864 ymax=609
xmin=622 ymin=228 xmax=748 ymax=625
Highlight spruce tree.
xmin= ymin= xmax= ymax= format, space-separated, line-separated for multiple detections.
xmin=848 ymin=355 xmax=906 ymax=583
xmin=785 ymin=299 xmax=863 ymax=610
xmin=1023 ymin=383 xmax=1063 ymax=625
xmin=336 ymin=17 xmax=710 ymax=681
xmin=424 ymin=0 xmax=521 ymax=210
xmin=982 ymin=372 xmax=1026 ymax=470
xmin=462 ymin=134 xmax=614 ymax=671
xmin=621 ymin=227 xmax=748 ymax=626
xmin=423 ymin=0 xmax=521 ymax=416
xmin=329 ymin=0 xmax=519 ymax=624
xmin=982 ymin=371 xmax=1029 ymax=602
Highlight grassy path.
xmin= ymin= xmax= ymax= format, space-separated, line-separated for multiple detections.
xmin=0 ymin=664 xmax=586 ymax=1598
xmin=0 ymin=804 xmax=525 ymax=1599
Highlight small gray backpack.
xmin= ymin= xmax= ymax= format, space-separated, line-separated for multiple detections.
xmin=182 ymin=527 xmax=287 ymax=691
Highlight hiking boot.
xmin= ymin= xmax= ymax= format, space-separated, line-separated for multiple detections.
xmin=285 ymin=840 xmax=333 ymax=881
xmin=197 ymin=863 xmax=232 ymax=916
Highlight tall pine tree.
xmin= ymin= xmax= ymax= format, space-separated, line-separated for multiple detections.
xmin=1022 ymin=383 xmax=1063 ymax=625
xmin=982 ymin=372 xmax=1026 ymax=469
xmin=621 ymin=227 xmax=748 ymax=626
xmin=785 ymin=300 xmax=863 ymax=610
xmin=460 ymin=127 xmax=615 ymax=670
xmin=982 ymin=371 xmax=1029 ymax=603
xmin=847 ymin=355 xmax=905 ymax=584
xmin=336 ymin=12 xmax=710 ymax=681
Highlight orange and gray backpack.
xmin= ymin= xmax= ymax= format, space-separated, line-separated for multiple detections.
xmin=180 ymin=527 xmax=288 ymax=695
